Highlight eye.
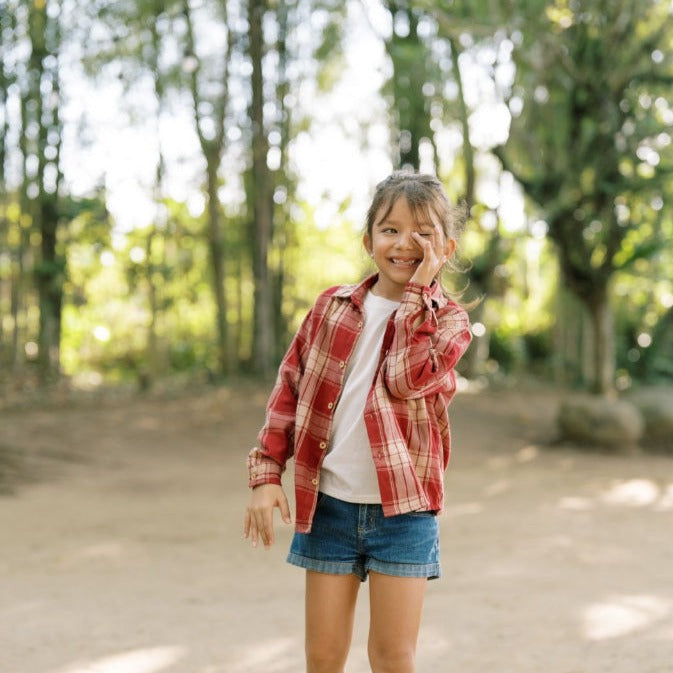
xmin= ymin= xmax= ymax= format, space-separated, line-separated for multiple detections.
xmin=381 ymin=227 xmax=397 ymax=234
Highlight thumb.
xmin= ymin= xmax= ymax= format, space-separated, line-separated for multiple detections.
xmin=278 ymin=494 xmax=292 ymax=524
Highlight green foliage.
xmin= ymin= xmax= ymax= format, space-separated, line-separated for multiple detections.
xmin=312 ymin=0 xmax=348 ymax=92
xmin=280 ymin=203 xmax=366 ymax=335
xmin=60 ymin=196 xmax=217 ymax=380
xmin=2 ymin=0 xmax=671 ymax=392
xmin=489 ymin=0 xmax=673 ymax=391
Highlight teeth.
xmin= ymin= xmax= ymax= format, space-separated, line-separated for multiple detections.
xmin=392 ymin=258 xmax=419 ymax=266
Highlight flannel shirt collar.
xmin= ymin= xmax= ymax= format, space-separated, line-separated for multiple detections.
xmin=332 ymin=273 xmax=449 ymax=310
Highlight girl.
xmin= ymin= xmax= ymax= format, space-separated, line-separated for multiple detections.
xmin=244 ymin=171 xmax=472 ymax=673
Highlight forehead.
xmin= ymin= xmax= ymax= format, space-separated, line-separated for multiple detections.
xmin=376 ymin=195 xmax=438 ymax=228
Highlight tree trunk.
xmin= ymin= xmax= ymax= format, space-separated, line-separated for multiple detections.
xmin=0 ymin=214 xmax=6 ymax=371
xmin=449 ymin=37 xmax=475 ymax=207
xmin=29 ymin=0 xmax=64 ymax=384
xmin=272 ymin=0 xmax=292 ymax=361
xmin=248 ymin=0 xmax=275 ymax=377
xmin=384 ymin=2 xmax=432 ymax=171
xmin=36 ymin=196 xmax=63 ymax=383
xmin=206 ymin=154 xmax=229 ymax=376
xmin=587 ymin=291 xmax=615 ymax=396
xmin=182 ymin=0 xmax=232 ymax=376
xmin=142 ymin=227 xmax=159 ymax=390
xmin=0 ymin=35 xmax=8 ymax=373
xmin=141 ymin=14 xmax=169 ymax=389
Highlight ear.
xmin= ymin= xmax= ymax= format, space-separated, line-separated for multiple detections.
xmin=444 ymin=237 xmax=457 ymax=260
xmin=363 ymin=233 xmax=372 ymax=257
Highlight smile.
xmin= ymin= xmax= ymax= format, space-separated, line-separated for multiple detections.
xmin=390 ymin=258 xmax=420 ymax=267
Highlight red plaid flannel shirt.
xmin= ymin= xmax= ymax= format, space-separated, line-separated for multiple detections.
xmin=247 ymin=273 xmax=472 ymax=533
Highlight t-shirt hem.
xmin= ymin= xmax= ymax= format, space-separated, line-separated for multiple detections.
xmin=319 ymin=484 xmax=382 ymax=504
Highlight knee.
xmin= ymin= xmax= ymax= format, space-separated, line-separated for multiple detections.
xmin=306 ymin=642 xmax=348 ymax=673
xmin=368 ymin=639 xmax=416 ymax=673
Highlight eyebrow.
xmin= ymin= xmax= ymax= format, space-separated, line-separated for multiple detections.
xmin=376 ymin=219 xmax=434 ymax=229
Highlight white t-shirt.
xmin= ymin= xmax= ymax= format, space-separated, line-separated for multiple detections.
xmin=319 ymin=291 xmax=400 ymax=503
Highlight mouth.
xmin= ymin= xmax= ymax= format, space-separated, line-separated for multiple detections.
xmin=390 ymin=257 xmax=421 ymax=267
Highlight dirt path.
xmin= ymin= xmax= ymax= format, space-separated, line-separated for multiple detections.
xmin=1 ymin=385 xmax=672 ymax=673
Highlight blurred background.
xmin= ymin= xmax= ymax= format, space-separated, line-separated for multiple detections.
xmin=0 ymin=0 xmax=672 ymax=397
xmin=2 ymin=3 xmax=673 ymax=671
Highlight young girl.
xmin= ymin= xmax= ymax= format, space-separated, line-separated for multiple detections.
xmin=244 ymin=171 xmax=472 ymax=673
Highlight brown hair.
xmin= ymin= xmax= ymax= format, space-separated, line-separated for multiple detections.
xmin=365 ymin=171 xmax=468 ymax=275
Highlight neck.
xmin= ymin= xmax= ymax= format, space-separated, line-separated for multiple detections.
xmin=370 ymin=280 xmax=403 ymax=302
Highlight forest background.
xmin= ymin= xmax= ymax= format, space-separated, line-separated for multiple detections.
xmin=1 ymin=0 xmax=672 ymax=399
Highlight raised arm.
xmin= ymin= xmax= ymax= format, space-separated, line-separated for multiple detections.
xmin=383 ymin=283 xmax=471 ymax=400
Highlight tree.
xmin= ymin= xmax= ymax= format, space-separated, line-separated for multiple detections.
xmin=247 ymin=0 xmax=275 ymax=377
xmin=494 ymin=0 xmax=673 ymax=393
xmin=181 ymin=0 xmax=234 ymax=376
xmin=381 ymin=1 xmax=436 ymax=170
xmin=0 ymin=7 xmax=12 ymax=373
xmin=24 ymin=0 xmax=66 ymax=383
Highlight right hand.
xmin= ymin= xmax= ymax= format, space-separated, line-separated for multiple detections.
xmin=244 ymin=483 xmax=292 ymax=549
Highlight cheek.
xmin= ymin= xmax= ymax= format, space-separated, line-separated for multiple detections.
xmin=371 ymin=234 xmax=387 ymax=251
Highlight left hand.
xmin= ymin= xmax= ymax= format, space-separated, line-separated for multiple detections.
xmin=409 ymin=228 xmax=448 ymax=287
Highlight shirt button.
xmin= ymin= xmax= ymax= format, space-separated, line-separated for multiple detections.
xmin=311 ymin=478 xmax=319 ymax=485
xmin=357 ymin=321 xmax=363 ymax=329
xmin=319 ymin=441 xmax=327 ymax=449
xmin=339 ymin=361 xmax=346 ymax=368
xmin=327 ymin=402 xmax=334 ymax=409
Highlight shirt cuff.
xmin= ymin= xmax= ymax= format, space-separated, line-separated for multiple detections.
xmin=400 ymin=281 xmax=436 ymax=312
xmin=247 ymin=448 xmax=283 ymax=488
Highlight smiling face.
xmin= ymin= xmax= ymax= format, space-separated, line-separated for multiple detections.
xmin=363 ymin=195 xmax=454 ymax=301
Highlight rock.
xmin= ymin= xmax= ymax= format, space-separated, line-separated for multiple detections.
xmin=627 ymin=387 xmax=673 ymax=453
xmin=557 ymin=396 xmax=643 ymax=449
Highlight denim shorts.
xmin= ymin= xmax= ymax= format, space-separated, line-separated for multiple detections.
xmin=287 ymin=493 xmax=441 ymax=581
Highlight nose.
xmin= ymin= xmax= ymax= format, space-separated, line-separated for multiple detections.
xmin=395 ymin=230 xmax=415 ymax=249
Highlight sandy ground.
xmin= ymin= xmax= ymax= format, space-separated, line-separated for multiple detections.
xmin=1 ymin=383 xmax=672 ymax=673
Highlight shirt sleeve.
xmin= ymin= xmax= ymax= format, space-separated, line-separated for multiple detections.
xmin=383 ymin=282 xmax=472 ymax=400
xmin=247 ymin=306 xmax=314 ymax=488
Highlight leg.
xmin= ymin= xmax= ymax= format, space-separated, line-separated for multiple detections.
xmin=367 ymin=571 xmax=427 ymax=673
xmin=305 ymin=570 xmax=361 ymax=673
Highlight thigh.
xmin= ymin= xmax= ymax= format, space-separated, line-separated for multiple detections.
xmin=305 ymin=571 xmax=361 ymax=666
xmin=368 ymin=572 xmax=427 ymax=671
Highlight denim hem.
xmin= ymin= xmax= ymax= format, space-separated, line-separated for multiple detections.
xmin=286 ymin=552 xmax=367 ymax=581
xmin=366 ymin=559 xmax=441 ymax=580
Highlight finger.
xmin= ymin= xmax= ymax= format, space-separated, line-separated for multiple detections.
xmin=279 ymin=495 xmax=292 ymax=524
xmin=244 ymin=509 xmax=251 ymax=538
xmin=413 ymin=234 xmax=438 ymax=265
xmin=431 ymin=231 xmax=446 ymax=259
xmin=411 ymin=231 xmax=432 ymax=254
xmin=262 ymin=507 xmax=275 ymax=548
xmin=427 ymin=225 xmax=446 ymax=255
xmin=253 ymin=509 xmax=267 ymax=547
xmin=249 ymin=515 xmax=259 ymax=548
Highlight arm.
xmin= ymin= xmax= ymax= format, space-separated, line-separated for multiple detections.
xmin=383 ymin=284 xmax=472 ymax=400
xmin=247 ymin=307 xmax=313 ymax=486
xmin=244 ymin=303 xmax=316 ymax=547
